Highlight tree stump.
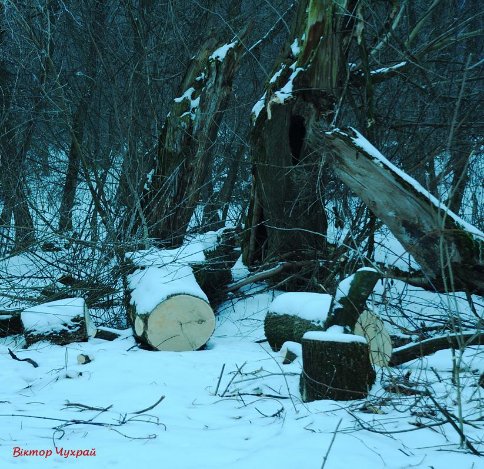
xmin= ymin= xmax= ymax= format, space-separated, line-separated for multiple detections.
xmin=191 ymin=228 xmax=240 ymax=306
xmin=264 ymin=292 xmax=332 ymax=351
xmin=21 ymin=298 xmax=96 ymax=347
xmin=128 ymin=265 xmax=215 ymax=351
xmin=300 ymin=330 xmax=376 ymax=401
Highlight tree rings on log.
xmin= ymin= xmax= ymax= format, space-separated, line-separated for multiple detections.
xmin=132 ymin=294 xmax=215 ymax=351
xmin=300 ymin=331 xmax=376 ymax=401
xmin=354 ymin=310 xmax=392 ymax=366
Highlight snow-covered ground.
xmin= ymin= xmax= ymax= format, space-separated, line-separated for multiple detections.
xmin=1 ymin=283 xmax=483 ymax=468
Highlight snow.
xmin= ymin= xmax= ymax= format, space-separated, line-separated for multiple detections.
xmin=173 ymin=87 xmax=200 ymax=120
xmin=1 ymin=287 xmax=483 ymax=468
xmin=128 ymin=264 xmax=208 ymax=314
xmin=346 ymin=127 xmax=484 ymax=241
xmin=269 ymin=292 xmax=332 ymax=323
xmin=272 ymin=65 xmax=303 ymax=103
xmin=290 ymin=38 xmax=300 ymax=56
xmin=21 ymin=298 xmax=87 ymax=334
xmin=209 ymin=41 xmax=236 ymax=61
xmin=370 ymin=61 xmax=406 ymax=75
xmin=303 ymin=328 xmax=368 ymax=344
xmin=251 ymin=91 xmax=266 ymax=120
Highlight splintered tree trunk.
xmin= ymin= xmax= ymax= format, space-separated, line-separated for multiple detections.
xmin=141 ymin=33 xmax=246 ymax=248
xmin=243 ymin=0 xmax=357 ymax=271
xmin=322 ymin=127 xmax=484 ymax=295
xmin=300 ymin=331 xmax=376 ymax=401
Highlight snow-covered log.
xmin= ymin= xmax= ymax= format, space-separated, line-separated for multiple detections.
xmin=128 ymin=265 xmax=215 ymax=351
xmin=324 ymin=268 xmax=381 ymax=331
xmin=322 ymin=127 xmax=484 ymax=295
xmin=21 ymin=298 xmax=96 ymax=347
xmin=300 ymin=330 xmax=376 ymax=401
xmin=264 ymin=292 xmax=332 ymax=351
xmin=389 ymin=331 xmax=484 ymax=366
xmin=0 ymin=311 xmax=23 ymax=337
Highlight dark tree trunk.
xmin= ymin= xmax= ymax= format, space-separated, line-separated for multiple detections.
xmin=243 ymin=0 xmax=357 ymax=275
xmin=141 ymin=33 xmax=246 ymax=248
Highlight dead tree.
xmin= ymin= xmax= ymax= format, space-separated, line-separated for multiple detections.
xmin=141 ymin=33 xmax=247 ymax=248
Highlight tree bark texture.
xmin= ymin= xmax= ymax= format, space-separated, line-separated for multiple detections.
xmin=141 ymin=34 xmax=246 ymax=247
xmin=300 ymin=333 xmax=376 ymax=401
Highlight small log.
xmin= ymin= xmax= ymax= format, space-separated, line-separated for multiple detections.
xmin=389 ymin=331 xmax=484 ymax=366
xmin=324 ymin=268 xmax=381 ymax=331
xmin=0 ymin=311 xmax=23 ymax=337
xmin=264 ymin=292 xmax=332 ymax=351
xmin=128 ymin=266 xmax=215 ymax=351
xmin=300 ymin=330 xmax=376 ymax=402
xmin=280 ymin=341 xmax=302 ymax=364
xmin=94 ymin=327 xmax=130 ymax=341
xmin=21 ymin=298 xmax=96 ymax=347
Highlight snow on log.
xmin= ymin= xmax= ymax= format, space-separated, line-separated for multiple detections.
xmin=389 ymin=331 xmax=484 ymax=366
xmin=280 ymin=341 xmax=302 ymax=364
xmin=300 ymin=329 xmax=376 ymax=401
xmin=0 ymin=311 xmax=23 ymax=337
xmin=322 ymin=127 xmax=484 ymax=295
xmin=264 ymin=292 xmax=332 ymax=351
xmin=324 ymin=267 xmax=381 ymax=331
xmin=21 ymin=298 xmax=96 ymax=346
xmin=127 ymin=265 xmax=215 ymax=351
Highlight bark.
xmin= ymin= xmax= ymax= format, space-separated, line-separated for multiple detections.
xmin=141 ymin=33 xmax=247 ymax=247
xmin=321 ymin=127 xmax=484 ymax=295
xmin=243 ymin=0 xmax=357 ymax=273
xmin=389 ymin=331 xmax=484 ymax=366
xmin=300 ymin=332 xmax=375 ymax=401
xmin=0 ymin=312 xmax=23 ymax=337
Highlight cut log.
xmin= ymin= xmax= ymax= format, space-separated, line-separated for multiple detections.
xmin=389 ymin=331 xmax=484 ymax=366
xmin=321 ymin=127 xmax=484 ymax=295
xmin=354 ymin=310 xmax=393 ymax=367
xmin=280 ymin=341 xmax=302 ymax=364
xmin=300 ymin=330 xmax=376 ymax=402
xmin=0 ymin=311 xmax=23 ymax=337
xmin=128 ymin=265 xmax=215 ymax=351
xmin=191 ymin=228 xmax=240 ymax=306
xmin=324 ymin=268 xmax=381 ymax=331
xmin=264 ymin=292 xmax=332 ymax=351
xmin=21 ymin=298 xmax=96 ymax=347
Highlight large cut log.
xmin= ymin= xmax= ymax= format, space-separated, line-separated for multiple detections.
xmin=300 ymin=329 xmax=376 ymax=401
xmin=321 ymin=127 xmax=484 ymax=295
xmin=389 ymin=331 xmax=484 ymax=366
xmin=264 ymin=292 xmax=332 ymax=351
xmin=21 ymin=298 xmax=96 ymax=347
xmin=128 ymin=265 xmax=215 ymax=351
xmin=324 ymin=267 xmax=381 ymax=331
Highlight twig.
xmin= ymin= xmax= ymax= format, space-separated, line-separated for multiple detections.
xmin=130 ymin=395 xmax=165 ymax=415
xmin=220 ymin=362 xmax=247 ymax=397
xmin=321 ymin=418 xmax=343 ymax=469
xmin=214 ymin=363 xmax=225 ymax=396
xmin=8 ymin=348 xmax=38 ymax=368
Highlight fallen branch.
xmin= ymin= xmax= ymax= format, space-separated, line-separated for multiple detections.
xmin=390 ymin=331 xmax=484 ymax=366
xmin=8 ymin=348 xmax=38 ymax=368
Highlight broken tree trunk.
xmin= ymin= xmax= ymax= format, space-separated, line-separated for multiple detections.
xmin=128 ymin=265 xmax=215 ymax=351
xmin=141 ymin=33 xmax=247 ymax=248
xmin=21 ymin=298 xmax=96 ymax=347
xmin=300 ymin=330 xmax=376 ymax=401
xmin=243 ymin=0 xmax=357 ymax=274
xmin=324 ymin=267 xmax=381 ymax=331
xmin=389 ymin=331 xmax=484 ymax=366
xmin=321 ymin=127 xmax=484 ymax=295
